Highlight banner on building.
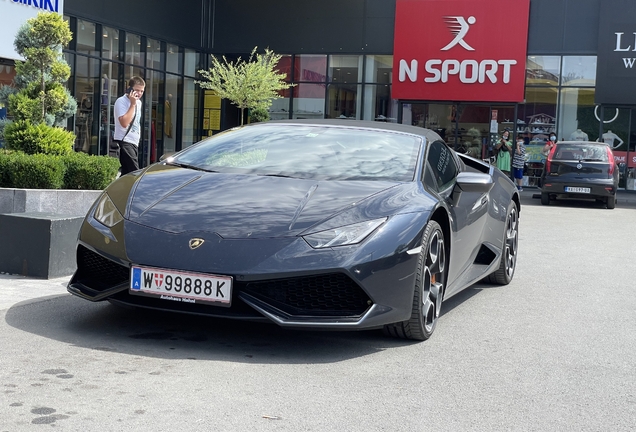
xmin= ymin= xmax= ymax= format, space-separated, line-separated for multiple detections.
xmin=392 ymin=0 xmax=530 ymax=102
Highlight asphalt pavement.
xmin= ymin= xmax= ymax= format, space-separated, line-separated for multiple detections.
xmin=1 ymin=187 xmax=635 ymax=431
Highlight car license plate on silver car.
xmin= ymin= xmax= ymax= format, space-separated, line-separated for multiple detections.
xmin=565 ymin=186 xmax=591 ymax=193
xmin=130 ymin=265 xmax=232 ymax=306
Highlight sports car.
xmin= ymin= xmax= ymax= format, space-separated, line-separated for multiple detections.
xmin=68 ymin=119 xmax=520 ymax=341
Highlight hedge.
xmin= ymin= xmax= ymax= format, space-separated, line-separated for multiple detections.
xmin=0 ymin=150 xmax=119 ymax=190
xmin=62 ymin=152 xmax=120 ymax=190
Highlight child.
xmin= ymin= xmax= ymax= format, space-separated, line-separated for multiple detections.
xmin=512 ymin=136 xmax=526 ymax=191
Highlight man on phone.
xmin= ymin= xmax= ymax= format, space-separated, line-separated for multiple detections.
xmin=113 ymin=76 xmax=145 ymax=175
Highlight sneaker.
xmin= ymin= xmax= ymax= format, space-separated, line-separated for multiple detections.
xmin=517 ymin=186 xmax=523 ymax=191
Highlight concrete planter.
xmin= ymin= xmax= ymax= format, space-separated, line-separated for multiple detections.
xmin=0 ymin=187 xmax=101 ymax=216
xmin=0 ymin=187 xmax=102 ymax=279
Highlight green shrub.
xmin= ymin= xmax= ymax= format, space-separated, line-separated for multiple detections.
xmin=1 ymin=151 xmax=65 ymax=189
xmin=0 ymin=149 xmax=13 ymax=187
xmin=7 ymin=91 xmax=41 ymax=124
xmin=4 ymin=120 xmax=74 ymax=155
xmin=62 ymin=152 xmax=120 ymax=190
xmin=249 ymin=106 xmax=270 ymax=123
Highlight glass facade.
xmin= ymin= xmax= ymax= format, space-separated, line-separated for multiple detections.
xmin=62 ymin=15 xmax=205 ymax=166
xmin=270 ymin=54 xmax=397 ymax=123
xmin=56 ymin=17 xmax=636 ymax=187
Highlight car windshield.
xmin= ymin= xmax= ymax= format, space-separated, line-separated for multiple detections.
xmin=554 ymin=144 xmax=609 ymax=161
xmin=170 ymin=124 xmax=421 ymax=181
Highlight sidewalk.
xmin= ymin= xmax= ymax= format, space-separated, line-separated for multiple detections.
xmin=0 ymin=273 xmax=70 ymax=310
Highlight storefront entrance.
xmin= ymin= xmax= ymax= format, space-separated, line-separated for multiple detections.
xmin=400 ymin=102 xmax=516 ymax=161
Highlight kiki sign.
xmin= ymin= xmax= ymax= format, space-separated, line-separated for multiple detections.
xmin=392 ymin=0 xmax=530 ymax=102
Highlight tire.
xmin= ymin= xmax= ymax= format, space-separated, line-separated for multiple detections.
xmin=384 ymin=220 xmax=446 ymax=341
xmin=487 ymin=202 xmax=519 ymax=285
xmin=607 ymin=195 xmax=616 ymax=209
xmin=540 ymin=193 xmax=550 ymax=205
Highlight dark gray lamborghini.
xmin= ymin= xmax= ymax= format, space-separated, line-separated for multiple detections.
xmin=68 ymin=119 xmax=521 ymax=341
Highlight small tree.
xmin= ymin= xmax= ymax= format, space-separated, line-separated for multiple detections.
xmin=0 ymin=12 xmax=75 ymax=128
xmin=197 ymin=47 xmax=293 ymax=126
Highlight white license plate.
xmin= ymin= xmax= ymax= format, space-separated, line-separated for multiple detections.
xmin=565 ymin=186 xmax=591 ymax=193
xmin=130 ymin=265 xmax=232 ymax=306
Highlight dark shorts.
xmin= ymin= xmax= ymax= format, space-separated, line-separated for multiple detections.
xmin=513 ymin=167 xmax=524 ymax=179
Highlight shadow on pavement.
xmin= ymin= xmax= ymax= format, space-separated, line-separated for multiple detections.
xmin=3 ymin=286 xmax=484 ymax=364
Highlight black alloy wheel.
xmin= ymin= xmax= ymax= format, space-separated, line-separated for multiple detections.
xmin=488 ymin=202 xmax=519 ymax=285
xmin=384 ymin=220 xmax=446 ymax=341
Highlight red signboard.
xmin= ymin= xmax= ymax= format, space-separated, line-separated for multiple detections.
xmin=612 ymin=151 xmax=636 ymax=168
xmin=392 ymin=0 xmax=530 ymax=102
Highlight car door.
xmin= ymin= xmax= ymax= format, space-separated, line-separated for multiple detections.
xmin=424 ymin=140 xmax=490 ymax=292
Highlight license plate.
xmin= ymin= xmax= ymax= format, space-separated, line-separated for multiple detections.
xmin=129 ymin=265 xmax=232 ymax=306
xmin=565 ymin=186 xmax=591 ymax=193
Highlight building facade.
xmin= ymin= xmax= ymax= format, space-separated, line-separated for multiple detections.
xmin=1 ymin=0 xmax=635 ymax=189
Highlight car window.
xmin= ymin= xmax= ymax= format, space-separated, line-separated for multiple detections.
xmin=422 ymin=160 xmax=439 ymax=192
xmin=426 ymin=140 xmax=458 ymax=191
xmin=170 ymin=124 xmax=422 ymax=181
xmin=554 ymin=144 xmax=609 ymax=161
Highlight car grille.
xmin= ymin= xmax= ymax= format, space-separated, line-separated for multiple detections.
xmin=239 ymin=273 xmax=371 ymax=317
xmin=76 ymin=245 xmax=130 ymax=291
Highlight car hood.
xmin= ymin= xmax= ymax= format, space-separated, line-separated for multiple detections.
xmin=125 ymin=164 xmax=414 ymax=239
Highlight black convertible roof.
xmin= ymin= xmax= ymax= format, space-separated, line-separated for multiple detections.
xmin=252 ymin=118 xmax=443 ymax=143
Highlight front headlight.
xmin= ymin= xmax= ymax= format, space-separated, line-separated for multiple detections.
xmin=93 ymin=193 xmax=124 ymax=228
xmin=303 ymin=218 xmax=387 ymax=249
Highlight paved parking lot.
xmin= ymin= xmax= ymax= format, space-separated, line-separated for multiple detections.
xmin=1 ymin=188 xmax=635 ymax=431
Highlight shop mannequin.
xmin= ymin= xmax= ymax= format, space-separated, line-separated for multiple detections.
xmin=164 ymin=94 xmax=173 ymax=138
xmin=601 ymin=130 xmax=623 ymax=149
xmin=569 ymin=128 xmax=588 ymax=141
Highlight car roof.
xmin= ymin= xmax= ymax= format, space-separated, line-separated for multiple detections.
xmin=258 ymin=118 xmax=443 ymax=143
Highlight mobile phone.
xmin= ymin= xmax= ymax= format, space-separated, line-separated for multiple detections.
xmin=126 ymin=86 xmax=134 ymax=95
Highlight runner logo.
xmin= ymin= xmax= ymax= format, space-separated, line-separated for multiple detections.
xmin=441 ymin=16 xmax=476 ymax=51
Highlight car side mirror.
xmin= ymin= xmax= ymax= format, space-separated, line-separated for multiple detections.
xmin=455 ymin=172 xmax=494 ymax=194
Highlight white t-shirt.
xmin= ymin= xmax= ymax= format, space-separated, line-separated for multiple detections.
xmin=113 ymin=95 xmax=142 ymax=145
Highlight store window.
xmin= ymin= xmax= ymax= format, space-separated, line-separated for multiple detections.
xmin=164 ymin=73 xmax=181 ymax=153
xmin=184 ymin=49 xmax=200 ymax=77
xmin=294 ymin=55 xmax=327 ymax=82
xmin=327 ymin=83 xmax=360 ymax=119
xmin=74 ymin=55 xmax=100 ymax=154
xmin=526 ymin=56 xmax=561 ymax=86
xmin=102 ymin=27 xmax=120 ymax=61
xmin=76 ymin=20 xmax=97 ymax=56
xmin=293 ymin=83 xmax=325 ymax=119
xmin=518 ymin=87 xmax=558 ymax=144
xmin=365 ymin=55 xmax=392 ymax=84
xmin=100 ymin=61 xmax=121 ymax=157
xmin=561 ymin=56 xmax=596 ymax=87
xmin=329 ymin=55 xmax=362 ymax=83
xmin=557 ymin=88 xmax=596 ymax=142
xmin=125 ymin=33 xmax=143 ymax=66
xmin=268 ymin=55 xmax=292 ymax=120
xmin=363 ymin=84 xmax=397 ymax=122
xmin=166 ymin=44 xmax=182 ymax=74
xmin=182 ymin=77 xmax=200 ymax=148
xmin=146 ymin=38 xmax=163 ymax=70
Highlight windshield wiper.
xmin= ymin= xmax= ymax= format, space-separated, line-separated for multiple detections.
xmin=258 ymin=173 xmax=295 ymax=178
xmin=165 ymin=161 xmax=216 ymax=173
xmin=581 ymin=158 xmax=605 ymax=162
